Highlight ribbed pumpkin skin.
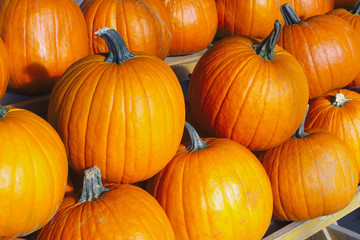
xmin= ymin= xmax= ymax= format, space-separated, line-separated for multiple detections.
xmin=0 ymin=108 xmax=68 ymax=237
xmin=261 ymin=129 xmax=358 ymax=221
xmin=290 ymin=0 xmax=334 ymax=20
xmin=305 ymin=89 xmax=360 ymax=180
xmin=278 ymin=14 xmax=360 ymax=99
xmin=0 ymin=37 xmax=9 ymax=99
xmin=149 ymin=138 xmax=273 ymax=240
xmin=164 ymin=0 xmax=218 ymax=56
xmin=188 ymin=37 xmax=309 ymax=151
xmin=48 ymin=53 xmax=185 ymax=184
xmin=80 ymin=0 xmax=172 ymax=60
xmin=0 ymin=0 xmax=89 ymax=95
xmin=37 ymin=184 xmax=175 ymax=240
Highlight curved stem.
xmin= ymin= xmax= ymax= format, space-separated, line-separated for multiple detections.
xmin=292 ymin=105 xmax=309 ymax=139
xmin=280 ymin=4 xmax=302 ymax=25
xmin=331 ymin=92 xmax=350 ymax=107
xmin=78 ymin=166 xmax=110 ymax=203
xmin=350 ymin=0 xmax=360 ymax=14
xmin=253 ymin=19 xmax=282 ymax=60
xmin=0 ymin=105 xmax=9 ymax=119
xmin=95 ymin=27 xmax=135 ymax=64
xmin=185 ymin=121 xmax=207 ymax=151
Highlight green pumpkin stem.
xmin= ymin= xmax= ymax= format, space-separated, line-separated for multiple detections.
xmin=95 ymin=27 xmax=135 ymax=64
xmin=292 ymin=105 xmax=309 ymax=138
xmin=0 ymin=105 xmax=9 ymax=119
xmin=78 ymin=166 xmax=110 ymax=203
xmin=185 ymin=121 xmax=207 ymax=151
xmin=253 ymin=19 xmax=282 ymax=60
xmin=280 ymin=4 xmax=302 ymax=25
xmin=351 ymin=0 xmax=360 ymax=15
xmin=331 ymin=92 xmax=350 ymax=107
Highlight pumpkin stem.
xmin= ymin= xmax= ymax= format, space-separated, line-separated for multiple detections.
xmin=78 ymin=166 xmax=110 ymax=203
xmin=0 ymin=105 xmax=9 ymax=119
xmin=292 ymin=105 xmax=309 ymax=139
xmin=95 ymin=27 xmax=135 ymax=64
xmin=253 ymin=19 xmax=282 ymax=60
xmin=331 ymin=92 xmax=350 ymax=107
xmin=351 ymin=0 xmax=360 ymax=15
xmin=280 ymin=4 xmax=302 ymax=25
xmin=185 ymin=121 xmax=207 ymax=151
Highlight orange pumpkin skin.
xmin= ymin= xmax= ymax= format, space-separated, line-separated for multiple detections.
xmin=261 ymin=128 xmax=358 ymax=221
xmin=0 ymin=38 xmax=9 ymax=99
xmin=164 ymin=0 xmax=218 ymax=56
xmin=290 ymin=0 xmax=334 ymax=20
xmin=48 ymin=28 xmax=185 ymax=184
xmin=81 ymin=0 xmax=171 ymax=60
xmin=0 ymin=0 xmax=89 ymax=95
xmin=305 ymin=89 xmax=360 ymax=181
xmin=38 ymin=168 xmax=175 ymax=240
xmin=188 ymin=21 xmax=309 ymax=151
xmin=148 ymin=123 xmax=273 ymax=240
xmin=0 ymin=107 xmax=68 ymax=237
xmin=278 ymin=5 xmax=360 ymax=99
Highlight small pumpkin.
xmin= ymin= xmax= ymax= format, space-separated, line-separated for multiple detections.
xmin=37 ymin=166 xmax=175 ymax=240
xmin=0 ymin=105 xmax=68 ymax=237
xmin=48 ymin=27 xmax=185 ymax=184
xmin=147 ymin=122 xmax=273 ymax=240
xmin=278 ymin=3 xmax=360 ymax=99
xmin=188 ymin=20 xmax=309 ymax=151
xmin=261 ymin=108 xmax=359 ymax=221
xmin=0 ymin=37 xmax=9 ymax=99
xmin=305 ymin=89 xmax=360 ymax=181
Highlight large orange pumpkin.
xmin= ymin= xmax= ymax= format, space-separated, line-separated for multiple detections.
xmin=0 ymin=37 xmax=9 ymax=99
xmin=289 ymin=0 xmax=334 ymax=20
xmin=261 ymin=112 xmax=358 ymax=221
xmin=80 ymin=0 xmax=171 ymax=60
xmin=147 ymin=122 xmax=273 ymax=240
xmin=305 ymin=89 xmax=360 ymax=181
xmin=48 ymin=28 xmax=185 ymax=184
xmin=0 ymin=106 xmax=68 ymax=237
xmin=188 ymin=20 xmax=309 ymax=151
xmin=0 ymin=0 xmax=89 ymax=95
xmin=278 ymin=4 xmax=360 ymax=99
xmin=37 ymin=166 xmax=175 ymax=239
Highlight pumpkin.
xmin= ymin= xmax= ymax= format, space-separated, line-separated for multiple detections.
xmin=164 ymin=0 xmax=218 ymax=56
xmin=37 ymin=166 xmax=175 ymax=240
xmin=328 ymin=1 xmax=360 ymax=89
xmin=80 ymin=0 xmax=171 ymax=60
xmin=334 ymin=0 xmax=357 ymax=9
xmin=289 ymin=0 xmax=334 ymax=20
xmin=0 ymin=105 xmax=68 ymax=237
xmin=305 ymin=89 xmax=360 ymax=181
xmin=278 ymin=4 xmax=360 ymax=99
xmin=188 ymin=20 xmax=309 ymax=151
xmin=147 ymin=122 xmax=273 ymax=240
xmin=0 ymin=0 xmax=88 ymax=95
xmin=48 ymin=27 xmax=185 ymax=184
xmin=261 ymin=109 xmax=359 ymax=221
xmin=0 ymin=37 xmax=9 ymax=100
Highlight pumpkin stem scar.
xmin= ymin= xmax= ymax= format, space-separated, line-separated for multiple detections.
xmin=351 ymin=0 xmax=360 ymax=14
xmin=252 ymin=19 xmax=282 ymax=61
xmin=331 ymin=92 xmax=350 ymax=107
xmin=292 ymin=104 xmax=309 ymax=138
xmin=280 ymin=3 xmax=302 ymax=25
xmin=95 ymin=27 xmax=135 ymax=64
xmin=0 ymin=105 xmax=9 ymax=119
xmin=78 ymin=166 xmax=110 ymax=203
xmin=185 ymin=121 xmax=208 ymax=151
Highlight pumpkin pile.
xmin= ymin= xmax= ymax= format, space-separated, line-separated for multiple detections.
xmin=1 ymin=0 xmax=360 ymax=239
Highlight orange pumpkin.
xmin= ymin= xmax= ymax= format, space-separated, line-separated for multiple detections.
xmin=48 ymin=28 xmax=185 ymax=184
xmin=81 ymin=0 xmax=171 ymax=60
xmin=0 ymin=0 xmax=89 ymax=95
xmin=278 ymin=4 xmax=360 ymax=99
xmin=305 ymin=89 xmax=360 ymax=181
xmin=37 ymin=166 xmax=175 ymax=240
xmin=261 ymin=111 xmax=358 ymax=221
xmin=289 ymin=0 xmax=334 ymax=20
xmin=0 ymin=106 xmax=68 ymax=237
xmin=0 ymin=38 xmax=9 ymax=99
xmin=188 ymin=20 xmax=309 ymax=151
xmin=164 ymin=0 xmax=218 ymax=56
xmin=148 ymin=122 xmax=273 ymax=240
